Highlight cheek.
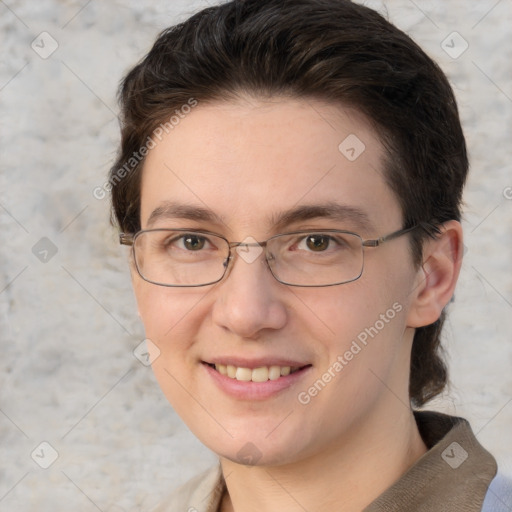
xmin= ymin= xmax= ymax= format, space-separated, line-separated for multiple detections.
xmin=133 ymin=283 xmax=208 ymax=407
xmin=312 ymin=279 xmax=393 ymax=341
xmin=133 ymin=282 xmax=165 ymax=337
xmin=301 ymin=289 xmax=409 ymax=419
xmin=315 ymin=275 xmax=410 ymax=377
xmin=133 ymin=280 xmax=205 ymax=344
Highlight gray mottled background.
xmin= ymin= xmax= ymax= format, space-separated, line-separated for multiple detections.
xmin=1 ymin=1 xmax=511 ymax=510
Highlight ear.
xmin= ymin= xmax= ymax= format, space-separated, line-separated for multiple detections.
xmin=406 ymin=220 xmax=464 ymax=328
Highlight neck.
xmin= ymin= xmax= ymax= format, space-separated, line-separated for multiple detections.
xmin=220 ymin=405 xmax=427 ymax=512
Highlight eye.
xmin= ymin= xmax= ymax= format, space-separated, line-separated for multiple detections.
xmin=170 ymin=233 xmax=210 ymax=251
xmin=182 ymin=234 xmax=207 ymax=251
xmin=299 ymin=234 xmax=333 ymax=252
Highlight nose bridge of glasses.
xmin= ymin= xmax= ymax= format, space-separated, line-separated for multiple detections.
xmin=224 ymin=238 xmax=269 ymax=269
xmin=228 ymin=240 xmax=268 ymax=249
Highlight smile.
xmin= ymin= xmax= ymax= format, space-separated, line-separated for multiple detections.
xmin=208 ymin=363 xmax=303 ymax=382
xmin=202 ymin=360 xmax=312 ymax=400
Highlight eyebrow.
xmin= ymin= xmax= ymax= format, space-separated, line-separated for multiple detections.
xmin=271 ymin=202 xmax=374 ymax=233
xmin=147 ymin=202 xmax=224 ymax=227
xmin=146 ymin=200 xmax=374 ymax=233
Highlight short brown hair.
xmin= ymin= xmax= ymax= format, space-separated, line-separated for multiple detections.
xmin=110 ymin=0 xmax=468 ymax=406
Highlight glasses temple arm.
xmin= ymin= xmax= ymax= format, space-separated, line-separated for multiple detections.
xmin=362 ymin=224 xmax=420 ymax=247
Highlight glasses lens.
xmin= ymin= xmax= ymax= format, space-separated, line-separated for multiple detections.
xmin=133 ymin=230 xmax=229 ymax=286
xmin=267 ymin=231 xmax=364 ymax=286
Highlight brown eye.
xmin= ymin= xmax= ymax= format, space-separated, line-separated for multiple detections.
xmin=183 ymin=235 xmax=206 ymax=251
xmin=305 ymin=234 xmax=330 ymax=251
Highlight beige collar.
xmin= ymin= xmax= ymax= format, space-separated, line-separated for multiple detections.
xmin=364 ymin=411 xmax=497 ymax=511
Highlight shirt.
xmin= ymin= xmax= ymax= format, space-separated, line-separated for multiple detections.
xmin=151 ymin=411 xmax=511 ymax=511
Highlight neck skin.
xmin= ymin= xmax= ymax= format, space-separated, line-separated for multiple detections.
xmin=219 ymin=374 xmax=427 ymax=511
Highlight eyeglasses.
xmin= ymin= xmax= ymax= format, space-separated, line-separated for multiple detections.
xmin=120 ymin=226 xmax=418 ymax=287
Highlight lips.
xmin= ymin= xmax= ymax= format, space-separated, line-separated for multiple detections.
xmin=202 ymin=359 xmax=312 ymax=400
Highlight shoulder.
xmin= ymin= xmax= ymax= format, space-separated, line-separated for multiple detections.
xmin=481 ymin=473 xmax=512 ymax=511
xmin=149 ymin=464 xmax=224 ymax=512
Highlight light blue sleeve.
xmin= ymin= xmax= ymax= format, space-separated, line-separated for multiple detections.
xmin=481 ymin=474 xmax=512 ymax=511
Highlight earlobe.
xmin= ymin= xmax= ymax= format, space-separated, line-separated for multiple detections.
xmin=406 ymin=220 xmax=464 ymax=328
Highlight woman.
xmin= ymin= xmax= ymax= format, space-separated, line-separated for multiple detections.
xmin=109 ymin=1 xmax=511 ymax=510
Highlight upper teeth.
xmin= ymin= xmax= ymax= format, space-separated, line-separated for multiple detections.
xmin=214 ymin=364 xmax=298 ymax=382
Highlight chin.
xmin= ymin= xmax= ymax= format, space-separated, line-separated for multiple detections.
xmin=191 ymin=420 xmax=313 ymax=468
xmin=217 ymin=442 xmax=300 ymax=468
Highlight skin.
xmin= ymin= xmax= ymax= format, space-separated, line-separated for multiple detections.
xmin=131 ymin=96 xmax=463 ymax=511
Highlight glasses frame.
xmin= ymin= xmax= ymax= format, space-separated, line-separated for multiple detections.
xmin=120 ymin=225 xmax=418 ymax=288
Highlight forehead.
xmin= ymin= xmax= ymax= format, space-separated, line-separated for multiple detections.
xmin=139 ymin=97 xmax=402 ymax=235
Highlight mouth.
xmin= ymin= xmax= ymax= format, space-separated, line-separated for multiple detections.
xmin=203 ymin=362 xmax=311 ymax=383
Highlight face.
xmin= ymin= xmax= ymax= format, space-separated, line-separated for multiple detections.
xmin=132 ymin=97 xmax=421 ymax=466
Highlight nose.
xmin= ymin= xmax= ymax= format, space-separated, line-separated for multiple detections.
xmin=211 ymin=245 xmax=288 ymax=339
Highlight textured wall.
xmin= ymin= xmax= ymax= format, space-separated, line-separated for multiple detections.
xmin=1 ymin=1 xmax=511 ymax=510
